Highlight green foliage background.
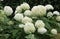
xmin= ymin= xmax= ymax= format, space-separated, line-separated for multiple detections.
xmin=0 ymin=0 xmax=60 ymax=12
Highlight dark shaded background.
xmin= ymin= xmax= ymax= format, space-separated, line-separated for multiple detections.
xmin=0 ymin=0 xmax=60 ymax=12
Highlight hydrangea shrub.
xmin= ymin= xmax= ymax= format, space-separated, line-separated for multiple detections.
xmin=0 ymin=2 xmax=60 ymax=39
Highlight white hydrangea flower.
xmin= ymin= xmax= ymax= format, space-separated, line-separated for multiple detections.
xmin=31 ymin=5 xmax=46 ymax=16
xmin=47 ymin=12 xmax=53 ymax=17
xmin=19 ymin=24 xmax=25 ymax=28
xmin=24 ymin=10 xmax=32 ymax=16
xmin=56 ymin=16 xmax=60 ymax=21
xmin=45 ymin=4 xmax=54 ymax=10
xmin=14 ymin=13 xmax=23 ymax=22
xmin=15 ymin=6 xmax=22 ymax=14
xmin=51 ymin=29 xmax=57 ymax=35
xmin=20 ymin=3 xmax=30 ymax=10
xmin=53 ymin=11 xmax=60 ymax=15
xmin=24 ymin=22 xmax=36 ymax=34
xmin=38 ymin=28 xmax=47 ymax=34
xmin=22 ymin=16 xmax=33 ymax=23
xmin=4 ymin=6 xmax=13 ymax=16
xmin=35 ymin=20 xmax=45 ymax=28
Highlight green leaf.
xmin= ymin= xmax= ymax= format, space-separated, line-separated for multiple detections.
xmin=25 ymin=34 xmax=37 ymax=39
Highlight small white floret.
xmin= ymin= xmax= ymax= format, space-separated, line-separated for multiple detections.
xmin=35 ymin=20 xmax=45 ymax=28
xmin=53 ymin=11 xmax=60 ymax=15
xmin=51 ymin=29 xmax=57 ymax=35
xmin=24 ymin=22 xmax=36 ymax=34
xmin=22 ymin=16 xmax=32 ymax=23
xmin=20 ymin=3 xmax=30 ymax=10
xmin=38 ymin=28 xmax=47 ymax=34
xmin=14 ymin=13 xmax=23 ymax=22
xmin=45 ymin=4 xmax=54 ymax=10
xmin=56 ymin=16 xmax=60 ymax=21
xmin=19 ymin=24 xmax=25 ymax=28
xmin=24 ymin=10 xmax=32 ymax=16
xmin=15 ymin=6 xmax=22 ymax=14
xmin=47 ymin=12 xmax=53 ymax=17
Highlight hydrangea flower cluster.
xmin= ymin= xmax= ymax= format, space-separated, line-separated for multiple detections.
xmin=1 ymin=3 xmax=60 ymax=39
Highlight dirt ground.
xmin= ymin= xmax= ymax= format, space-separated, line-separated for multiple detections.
xmin=51 ymin=33 xmax=60 ymax=39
